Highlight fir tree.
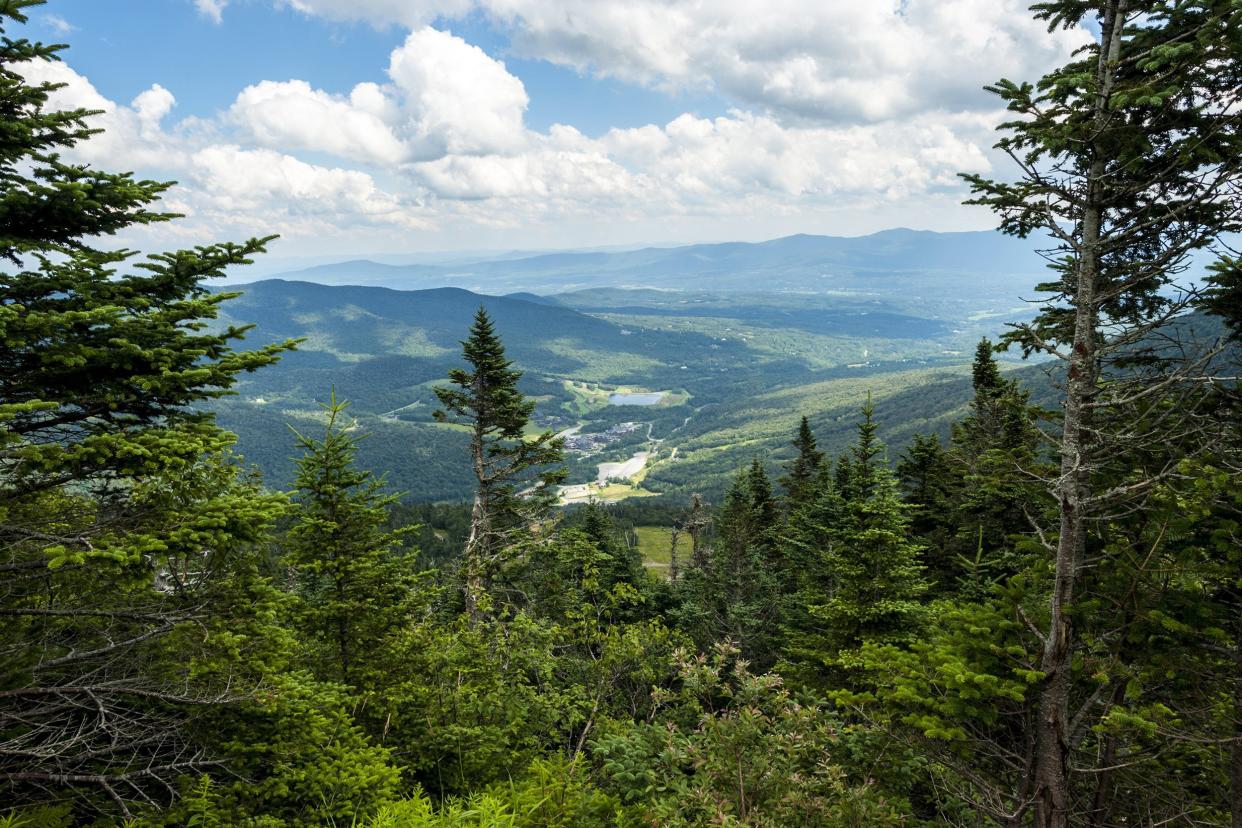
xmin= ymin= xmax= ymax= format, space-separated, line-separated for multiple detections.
xmin=777 ymin=468 xmax=846 ymax=685
xmin=962 ymin=3 xmax=1242 ymax=821
xmin=0 ymin=2 xmax=293 ymax=813
xmin=744 ymin=458 xmax=779 ymax=550
xmin=286 ymin=393 xmax=421 ymax=687
xmin=953 ymin=338 xmax=1037 ymax=459
xmin=896 ymin=433 xmax=956 ymax=588
xmin=832 ymin=452 xmax=855 ymax=501
xmin=780 ymin=416 xmax=825 ymax=509
xmin=810 ymin=405 xmax=926 ymax=668
xmin=846 ymin=393 xmax=883 ymax=500
xmin=678 ymin=471 xmax=780 ymax=667
xmin=970 ymin=337 xmax=1003 ymax=393
xmin=946 ymin=338 xmax=1046 ymax=589
xmin=434 ymin=308 xmax=565 ymax=621
xmin=579 ymin=499 xmax=643 ymax=595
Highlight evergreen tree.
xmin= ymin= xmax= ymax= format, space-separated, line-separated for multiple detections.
xmin=678 ymin=470 xmax=780 ymax=667
xmin=0 ymin=2 xmax=293 ymax=814
xmin=744 ymin=457 xmax=780 ymax=551
xmin=970 ymin=337 xmax=1003 ymax=393
xmin=285 ymin=394 xmax=421 ymax=688
xmin=434 ymin=308 xmax=565 ymax=621
xmin=833 ymin=452 xmax=855 ymax=501
xmin=896 ymin=433 xmax=955 ymax=582
xmin=579 ymin=500 xmax=643 ymax=595
xmin=898 ymin=341 xmax=1047 ymax=598
xmin=778 ymin=467 xmax=847 ymax=685
xmin=780 ymin=416 xmax=825 ymax=509
xmin=515 ymin=528 xmax=609 ymax=622
xmin=808 ymin=404 xmax=927 ymax=672
xmin=846 ymin=393 xmax=883 ymax=500
xmin=953 ymin=339 xmax=1038 ymax=458
xmin=945 ymin=338 xmax=1046 ymax=591
xmin=962 ymin=3 xmax=1242 ymax=822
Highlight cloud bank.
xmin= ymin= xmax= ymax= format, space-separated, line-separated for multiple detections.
xmin=35 ymin=2 xmax=1090 ymax=252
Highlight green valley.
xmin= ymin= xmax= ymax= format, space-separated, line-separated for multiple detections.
xmin=212 ymin=270 xmax=1039 ymax=504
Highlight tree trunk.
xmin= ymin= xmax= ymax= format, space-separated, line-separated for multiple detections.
xmin=463 ymin=491 xmax=488 ymax=624
xmin=1032 ymin=187 xmax=1096 ymax=828
xmin=1232 ymin=607 xmax=1242 ymax=827
xmin=668 ymin=525 xmax=681 ymax=582
xmin=1032 ymin=162 xmax=1099 ymax=828
xmin=1031 ymin=8 xmax=1123 ymax=825
xmin=464 ymin=413 xmax=490 ymax=624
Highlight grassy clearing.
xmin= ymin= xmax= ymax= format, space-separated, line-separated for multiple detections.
xmin=559 ymin=481 xmax=657 ymax=506
xmin=631 ymin=525 xmax=683 ymax=578
xmin=596 ymin=483 xmax=657 ymax=501
xmin=561 ymin=380 xmax=612 ymax=416
xmin=657 ymin=389 xmax=692 ymax=407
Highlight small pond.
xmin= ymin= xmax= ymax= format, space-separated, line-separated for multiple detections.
xmin=609 ymin=392 xmax=665 ymax=406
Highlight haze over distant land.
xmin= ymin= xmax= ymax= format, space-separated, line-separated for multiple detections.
xmin=224 ymin=228 xmax=1051 ymax=296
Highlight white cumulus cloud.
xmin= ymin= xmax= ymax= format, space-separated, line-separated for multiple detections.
xmin=230 ymin=80 xmax=407 ymax=164
xmin=16 ymin=59 xmax=425 ymax=244
xmin=387 ymin=27 xmax=529 ymax=158
xmin=258 ymin=0 xmax=1090 ymax=124
xmin=194 ymin=0 xmax=228 ymax=23
xmin=189 ymin=145 xmax=428 ymax=231
xmin=227 ymin=28 xmax=529 ymax=165
xmin=18 ymin=59 xmax=185 ymax=170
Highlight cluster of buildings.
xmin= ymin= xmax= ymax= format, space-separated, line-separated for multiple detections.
xmin=563 ymin=422 xmax=643 ymax=453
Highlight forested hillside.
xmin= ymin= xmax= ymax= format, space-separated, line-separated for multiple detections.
xmin=4 ymin=2 xmax=1242 ymax=828
xmin=214 ymin=277 xmax=1034 ymax=501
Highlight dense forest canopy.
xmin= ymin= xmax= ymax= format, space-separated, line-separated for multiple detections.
xmin=2 ymin=1 xmax=1242 ymax=826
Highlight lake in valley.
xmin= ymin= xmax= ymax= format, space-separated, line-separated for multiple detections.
xmin=608 ymin=391 xmax=665 ymax=406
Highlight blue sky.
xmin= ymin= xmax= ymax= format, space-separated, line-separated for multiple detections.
xmin=18 ymin=0 xmax=1091 ymax=258
xmin=40 ymin=1 xmax=728 ymax=136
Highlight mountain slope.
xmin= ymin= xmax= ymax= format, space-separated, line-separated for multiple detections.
xmin=211 ymin=279 xmax=989 ymax=501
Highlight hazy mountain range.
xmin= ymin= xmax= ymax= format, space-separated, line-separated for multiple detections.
xmin=228 ymin=229 xmax=1051 ymax=302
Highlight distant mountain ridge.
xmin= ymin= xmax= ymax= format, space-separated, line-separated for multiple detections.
xmin=232 ymin=229 xmax=1049 ymax=298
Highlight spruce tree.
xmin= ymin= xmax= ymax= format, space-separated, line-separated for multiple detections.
xmin=832 ymin=452 xmax=855 ymax=501
xmin=780 ymin=416 xmax=825 ymax=509
xmin=963 ymin=3 xmax=1242 ymax=822
xmin=679 ymin=470 xmax=780 ymax=667
xmin=896 ymin=433 xmax=956 ymax=588
xmin=846 ymin=393 xmax=883 ymax=500
xmin=970 ymin=337 xmax=1003 ymax=393
xmin=0 ymin=2 xmax=293 ymax=813
xmin=778 ymin=468 xmax=846 ymax=685
xmin=434 ymin=308 xmax=565 ymax=621
xmin=286 ymin=394 xmax=421 ymax=688
xmin=898 ymin=339 xmax=1048 ymax=595
xmin=744 ymin=457 xmax=780 ymax=550
xmin=947 ymin=338 xmax=1046 ymax=589
xmin=811 ymin=405 xmax=926 ymax=666
xmin=579 ymin=499 xmax=643 ymax=595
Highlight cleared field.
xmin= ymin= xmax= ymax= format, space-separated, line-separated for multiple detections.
xmin=560 ymin=481 xmax=657 ymax=505
xmin=631 ymin=525 xmax=684 ymax=578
